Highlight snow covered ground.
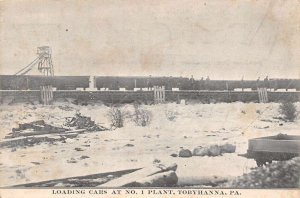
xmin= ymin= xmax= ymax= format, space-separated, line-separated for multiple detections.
xmin=0 ymin=102 xmax=299 ymax=187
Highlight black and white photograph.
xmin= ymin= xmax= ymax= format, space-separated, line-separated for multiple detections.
xmin=0 ymin=0 xmax=299 ymax=195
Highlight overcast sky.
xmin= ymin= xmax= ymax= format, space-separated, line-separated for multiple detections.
xmin=0 ymin=0 xmax=299 ymax=79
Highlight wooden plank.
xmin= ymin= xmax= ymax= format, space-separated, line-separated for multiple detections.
xmin=153 ymin=86 xmax=156 ymax=104
xmin=6 ymin=129 xmax=85 ymax=138
xmin=50 ymin=85 xmax=53 ymax=102
xmin=13 ymin=168 xmax=140 ymax=187
xmin=44 ymin=86 xmax=46 ymax=104
xmin=158 ymin=87 xmax=160 ymax=102
xmin=162 ymin=86 xmax=165 ymax=102
xmin=155 ymin=86 xmax=158 ymax=103
xmin=264 ymin=88 xmax=268 ymax=102
xmin=157 ymin=86 xmax=159 ymax=103
xmin=99 ymin=166 xmax=162 ymax=187
xmin=43 ymin=86 xmax=46 ymax=104
xmin=157 ymin=92 xmax=159 ymax=103
xmin=47 ymin=87 xmax=50 ymax=104
xmin=47 ymin=86 xmax=50 ymax=104
xmin=99 ymin=163 xmax=177 ymax=187
xmin=0 ymin=135 xmax=64 ymax=148
xmin=59 ymin=132 xmax=79 ymax=138
xmin=40 ymin=86 xmax=43 ymax=103
xmin=41 ymin=86 xmax=43 ymax=104
xmin=160 ymin=87 xmax=163 ymax=102
xmin=155 ymin=86 xmax=158 ymax=104
xmin=44 ymin=86 xmax=47 ymax=104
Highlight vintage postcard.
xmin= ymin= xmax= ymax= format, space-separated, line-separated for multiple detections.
xmin=0 ymin=0 xmax=299 ymax=197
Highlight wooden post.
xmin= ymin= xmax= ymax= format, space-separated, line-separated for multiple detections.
xmin=258 ymin=88 xmax=268 ymax=103
xmin=153 ymin=86 xmax=165 ymax=104
xmin=40 ymin=85 xmax=53 ymax=105
xmin=50 ymin=85 xmax=53 ymax=101
xmin=40 ymin=86 xmax=43 ymax=103
xmin=153 ymin=86 xmax=157 ymax=104
xmin=162 ymin=86 xmax=165 ymax=102
xmin=226 ymin=82 xmax=231 ymax=102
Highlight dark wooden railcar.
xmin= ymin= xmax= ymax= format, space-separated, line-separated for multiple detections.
xmin=240 ymin=134 xmax=300 ymax=167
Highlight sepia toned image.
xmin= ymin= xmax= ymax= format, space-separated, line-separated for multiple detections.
xmin=0 ymin=0 xmax=299 ymax=192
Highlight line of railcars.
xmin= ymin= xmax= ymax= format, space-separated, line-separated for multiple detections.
xmin=0 ymin=75 xmax=299 ymax=91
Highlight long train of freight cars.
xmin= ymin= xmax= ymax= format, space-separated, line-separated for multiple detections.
xmin=0 ymin=75 xmax=299 ymax=91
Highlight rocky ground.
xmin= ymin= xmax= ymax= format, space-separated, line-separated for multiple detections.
xmin=0 ymin=101 xmax=299 ymax=187
xmin=224 ymin=157 xmax=300 ymax=188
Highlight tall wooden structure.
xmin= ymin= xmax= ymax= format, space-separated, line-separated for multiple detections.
xmin=15 ymin=46 xmax=54 ymax=76
xmin=154 ymin=86 xmax=165 ymax=104
xmin=37 ymin=46 xmax=54 ymax=76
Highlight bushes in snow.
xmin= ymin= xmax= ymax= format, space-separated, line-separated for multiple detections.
xmin=279 ymin=102 xmax=298 ymax=122
xmin=166 ymin=110 xmax=177 ymax=121
xmin=108 ymin=104 xmax=152 ymax=128
xmin=109 ymin=107 xmax=125 ymax=128
xmin=132 ymin=104 xmax=151 ymax=127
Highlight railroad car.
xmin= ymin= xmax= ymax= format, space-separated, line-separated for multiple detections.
xmin=0 ymin=75 xmax=299 ymax=91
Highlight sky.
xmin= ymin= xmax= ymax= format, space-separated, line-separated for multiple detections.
xmin=0 ymin=0 xmax=299 ymax=80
